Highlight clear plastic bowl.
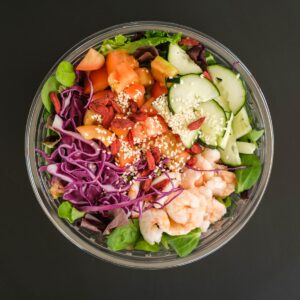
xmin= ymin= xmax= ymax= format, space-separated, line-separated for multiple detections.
xmin=25 ymin=21 xmax=274 ymax=269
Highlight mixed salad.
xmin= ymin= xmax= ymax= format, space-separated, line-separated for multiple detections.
xmin=38 ymin=30 xmax=264 ymax=257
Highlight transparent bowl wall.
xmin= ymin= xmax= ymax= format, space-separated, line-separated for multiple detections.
xmin=25 ymin=21 xmax=274 ymax=269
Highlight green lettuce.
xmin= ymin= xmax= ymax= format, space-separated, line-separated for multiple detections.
xmin=163 ymin=228 xmax=201 ymax=257
xmin=235 ymin=154 xmax=262 ymax=193
xmin=107 ymin=219 xmax=140 ymax=251
xmin=100 ymin=31 xmax=182 ymax=55
xmin=58 ymin=201 xmax=85 ymax=223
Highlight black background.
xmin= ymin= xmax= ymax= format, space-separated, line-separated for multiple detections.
xmin=1 ymin=0 xmax=300 ymax=299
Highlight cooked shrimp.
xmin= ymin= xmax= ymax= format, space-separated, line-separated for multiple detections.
xmin=194 ymin=154 xmax=215 ymax=181
xmin=128 ymin=180 xmax=140 ymax=200
xmin=139 ymin=208 xmax=170 ymax=245
xmin=181 ymin=168 xmax=203 ymax=189
xmin=206 ymin=198 xmax=226 ymax=223
xmin=201 ymin=148 xmax=220 ymax=163
xmin=205 ymin=171 xmax=236 ymax=198
xmin=220 ymin=170 xmax=236 ymax=194
xmin=164 ymin=219 xmax=195 ymax=236
xmin=165 ymin=190 xmax=203 ymax=226
xmin=189 ymin=186 xmax=212 ymax=232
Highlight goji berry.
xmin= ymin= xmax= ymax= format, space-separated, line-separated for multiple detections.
xmin=146 ymin=150 xmax=156 ymax=171
xmin=188 ymin=117 xmax=206 ymax=130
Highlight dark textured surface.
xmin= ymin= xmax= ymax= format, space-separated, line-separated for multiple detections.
xmin=1 ymin=0 xmax=299 ymax=299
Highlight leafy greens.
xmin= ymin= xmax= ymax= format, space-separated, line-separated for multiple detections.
xmin=41 ymin=75 xmax=59 ymax=113
xmin=100 ymin=31 xmax=182 ymax=55
xmin=107 ymin=219 xmax=140 ymax=251
xmin=235 ymin=154 xmax=262 ymax=193
xmin=58 ymin=201 xmax=85 ymax=223
xmin=163 ymin=228 xmax=201 ymax=257
xmin=56 ymin=61 xmax=76 ymax=87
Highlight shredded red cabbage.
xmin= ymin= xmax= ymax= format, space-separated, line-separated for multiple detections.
xmin=37 ymin=87 xmax=183 ymax=223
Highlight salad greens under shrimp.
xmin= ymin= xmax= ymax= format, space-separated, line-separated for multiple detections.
xmin=38 ymin=30 xmax=263 ymax=257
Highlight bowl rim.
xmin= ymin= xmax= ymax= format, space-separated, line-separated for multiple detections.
xmin=25 ymin=21 xmax=274 ymax=269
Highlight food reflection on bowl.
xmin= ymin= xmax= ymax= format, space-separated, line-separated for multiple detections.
xmin=25 ymin=21 xmax=273 ymax=269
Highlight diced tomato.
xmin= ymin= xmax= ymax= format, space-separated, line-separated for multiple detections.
xmin=132 ymin=122 xmax=148 ymax=142
xmin=144 ymin=116 xmax=168 ymax=137
xmin=115 ymin=141 xmax=138 ymax=167
xmin=151 ymin=81 xmax=168 ymax=98
xmin=136 ymin=67 xmax=154 ymax=87
xmin=76 ymin=48 xmax=105 ymax=71
xmin=150 ymin=56 xmax=178 ymax=84
xmin=76 ymin=125 xmax=115 ymax=147
xmin=106 ymin=50 xmax=139 ymax=75
xmin=141 ymin=97 xmax=158 ymax=116
xmin=179 ymin=37 xmax=200 ymax=47
xmin=108 ymin=63 xmax=139 ymax=93
xmin=84 ymin=66 xmax=109 ymax=94
xmin=124 ymin=83 xmax=145 ymax=108
xmin=132 ymin=116 xmax=168 ymax=143
xmin=153 ymin=132 xmax=191 ymax=170
xmin=154 ymin=132 xmax=185 ymax=158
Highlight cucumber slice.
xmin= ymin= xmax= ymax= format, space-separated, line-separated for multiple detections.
xmin=236 ymin=141 xmax=257 ymax=154
xmin=232 ymin=107 xmax=252 ymax=139
xmin=180 ymin=130 xmax=199 ymax=148
xmin=220 ymin=132 xmax=241 ymax=166
xmin=152 ymin=95 xmax=199 ymax=148
xmin=208 ymin=65 xmax=246 ymax=114
xmin=168 ymin=74 xmax=219 ymax=113
xmin=197 ymin=100 xmax=227 ymax=147
xmin=218 ymin=112 xmax=234 ymax=149
xmin=168 ymin=43 xmax=202 ymax=75
xmin=214 ymin=95 xmax=230 ymax=112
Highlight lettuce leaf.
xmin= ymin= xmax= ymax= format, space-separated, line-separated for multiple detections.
xmin=107 ymin=219 xmax=140 ymax=251
xmin=99 ymin=34 xmax=129 ymax=55
xmin=58 ymin=201 xmax=85 ymax=223
xmin=100 ymin=31 xmax=182 ymax=55
xmin=135 ymin=238 xmax=160 ymax=252
xmin=55 ymin=61 xmax=75 ymax=87
xmin=235 ymin=154 xmax=262 ymax=193
xmin=163 ymin=228 xmax=201 ymax=257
